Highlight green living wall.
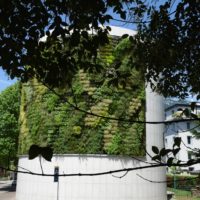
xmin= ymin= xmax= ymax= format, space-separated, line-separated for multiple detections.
xmin=19 ymin=38 xmax=145 ymax=156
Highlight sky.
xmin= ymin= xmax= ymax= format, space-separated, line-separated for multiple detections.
xmin=0 ymin=68 xmax=16 ymax=92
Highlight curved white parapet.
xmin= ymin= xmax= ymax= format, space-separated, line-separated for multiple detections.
xmin=39 ymin=25 xmax=137 ymax=42
xmin=16 ymin=154 xmax=166 ymax=200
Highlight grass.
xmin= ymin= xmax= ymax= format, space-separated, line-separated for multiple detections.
xmin=0 ymin=176 xmax=10 ymax=181
xmin=168 ymin=188 xmax=200 ymax=200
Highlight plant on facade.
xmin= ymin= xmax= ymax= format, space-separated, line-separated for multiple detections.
xmin=18 ymin=38 xmax=145 ymax=157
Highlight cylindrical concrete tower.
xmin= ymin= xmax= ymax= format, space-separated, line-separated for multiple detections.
xmin=146 ymin=84 xmax=165 ymax=160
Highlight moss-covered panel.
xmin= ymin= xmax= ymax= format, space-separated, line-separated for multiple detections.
xmin=19 ymin=38 xmax=145 ymax=156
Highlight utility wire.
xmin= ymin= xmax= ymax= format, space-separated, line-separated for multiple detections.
xmin=0 ymin=158 xmax=199 ymax=177
xmin=111 ymin=10 xmax=176 ymax=24
xmin=136 ymin=173 xmax=200 ymax=184
xmin=0 ymin=163 xmax=166 ymax=177
xmin=40 ymin=80 xmax=200 ymax=125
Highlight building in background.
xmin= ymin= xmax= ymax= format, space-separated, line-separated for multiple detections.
xmin=165 ymin=103 xmax=200 ymax=173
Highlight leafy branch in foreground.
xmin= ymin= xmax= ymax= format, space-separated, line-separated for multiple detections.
xmin=1 ymin=1 xmax=199 ymax=100
xmin=152 ymin=137 xmax=200 ymax=167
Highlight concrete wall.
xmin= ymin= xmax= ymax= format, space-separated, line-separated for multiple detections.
xmin=16 ymin=155 xmax=166 ymax=200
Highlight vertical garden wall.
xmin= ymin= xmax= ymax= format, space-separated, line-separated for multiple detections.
xmin=16 ymin=27 xmax=167 ymax=200
xmin=19 ymin=36 xmax=145 ymax=157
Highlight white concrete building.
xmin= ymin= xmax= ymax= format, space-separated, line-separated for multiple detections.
xmin=165 ymin=103 xmax=200 ymax=173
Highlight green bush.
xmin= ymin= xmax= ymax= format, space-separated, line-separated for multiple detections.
xmin=167 ymin=175 xmax=200 ymax=190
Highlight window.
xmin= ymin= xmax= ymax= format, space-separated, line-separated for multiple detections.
xmin=187 ymin=136 xmax=192 ymax=144
xmin=165 ymin=138 xmax=167 ymax=144
xmin=172 ymin=123 xmax=175 ymax=131
xmin=187 ymin=122 xmax=190 ymax=130
xmin=188 ymin=151 xmax=192 ymax=159
xmin=188 ymin=151 xmax=195 ymax=160
xmin=189 ymin=167 xmax=194 ymax=171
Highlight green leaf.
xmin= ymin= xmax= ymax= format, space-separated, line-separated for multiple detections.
xmin=28 ymin=145 xmax=53 ymax=161
xmin=152 ymin=146 xmax=159 ymax=154
xmin=41 ymin=147 xmax=53 ymax=162
xmin=187 ymin=159 xmax=195 ymax=166
xmin=28 ymin=145 xmax=40 ymax=160
xmin=121 ymin=34 xmax=129 ymax=39
xmin=120 ymin=11 xmax=126 ymax=20
xmin=129 ymin=36 xmax=134 ymax=42
xmin=173 ymin=148 xmax=180 ymax=156
xmin=191 ymin=113 xmax=198 ymax=119
xmin=167 ymin=157 xmax=174 ymax=166
xmin=152 ymin=155 xmax=161 ymax=161
xmin=173 ymin=137 xmax=181 ymax=148
xmin=191 ymin=102 xmax=196 ymax=112
xmin=160 ymin=148 xmax=172 ymax=156
xmin=183 ymin=108 xmax=190 ymax=117
xmin=197 ymin=95 xmax=200 ymax=100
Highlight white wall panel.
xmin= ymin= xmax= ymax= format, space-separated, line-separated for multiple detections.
xmin=17 ymin=155 xmax=166 ymax=200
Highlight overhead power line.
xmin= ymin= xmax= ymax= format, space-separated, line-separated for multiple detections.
xmin=111 ymin=10 xmax=177 ymax=24
xmin=26 ymin=80 xmax=200 ymax=125
xmin=0 ymin=156 xmax=199 ymax=177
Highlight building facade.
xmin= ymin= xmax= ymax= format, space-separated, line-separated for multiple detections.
xmin=165 ymin=103 xmax=200 ymax=173
xmin=16 ymin=26 xmax=167 ymax=200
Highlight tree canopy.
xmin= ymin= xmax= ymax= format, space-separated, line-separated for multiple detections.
xmin=135 ymin=0 xmax=200 ymax=98
xmin=0 ymin=0 xmax=199 ymax=98
xmin=0 ymin=83 xmax=20 ymax=167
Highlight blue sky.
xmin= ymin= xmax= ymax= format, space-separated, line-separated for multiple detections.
xmin=0 ymin=68 xmax=16 ymax=92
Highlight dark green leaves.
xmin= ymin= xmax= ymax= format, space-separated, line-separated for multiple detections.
xmin=173 ymin=137 xmax=181 ymax=148
xmin=160 ymin=148 xmax=171 ymax=156
xmin=151 ymin=138 xmax=182 ymax=166
xmin=29 ymin=145 xmax=53 ymax=162
xmin=121 ymin=34 xmax=129 ymax=39
xmin=135 ymin=0 xmax=200 ymax=98
xmin=0 ymin=0 xmax=141 ymax=88
xmin=191 ymin=113 xmax=198 ymax=119
xmin=191 ymin=102 xmax=196 ymax=112
xmin=29 ymin=145 xmax=41 ymax=160
xmin=152 ymin=147 xmax=173 ymax=162
xmin=182 ymin=108 xmax=190 ymax=118
xmin=172 ymin=148 xmax=180 ymax=156
xmin=167 ymin=157 xmax=174 ymax=166
xmin=152 ymin=146 xmax=159 ymax=154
